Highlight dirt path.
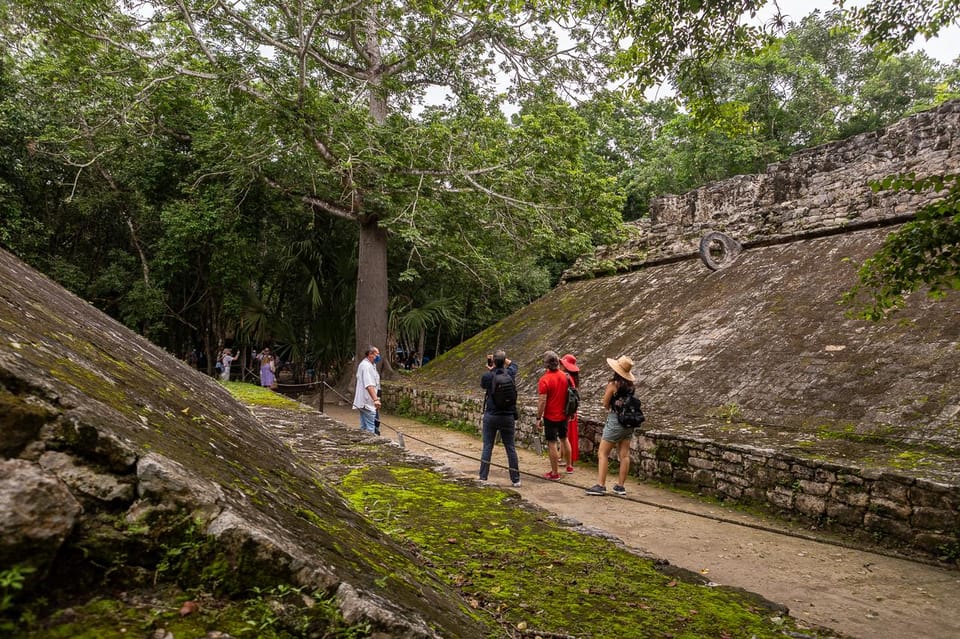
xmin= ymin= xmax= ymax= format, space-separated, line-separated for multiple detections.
xmin=320 ymin=403 xmax=959 ymax=639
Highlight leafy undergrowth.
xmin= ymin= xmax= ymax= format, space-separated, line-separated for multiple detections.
xmin=11 ymin=583 xmax=369 ymax=639
xmin=339 ymin=467 xmax=842 ymax=639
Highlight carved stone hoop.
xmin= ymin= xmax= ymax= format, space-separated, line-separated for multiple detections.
xmin=699 ymin=231 xmax=743 ymax=271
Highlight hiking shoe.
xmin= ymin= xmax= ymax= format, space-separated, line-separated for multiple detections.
xmin=511 ymin=481 xmax=522 ymax=488
xmin=565 ymin=465 xmax=575 ymax=474
xmin=585 ymin=484 xmax=606 ymax=496
xmin=542 ymin=471 xmax=561 ymax=481
xmin=612 ymin=484 xmax=627 ymax=496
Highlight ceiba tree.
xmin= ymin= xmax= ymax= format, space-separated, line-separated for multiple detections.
xmin=6 ymin=0 xmax=637 ymax=373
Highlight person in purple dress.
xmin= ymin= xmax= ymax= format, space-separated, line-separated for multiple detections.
xmin=256 ymin=347 xmax=277 ymax=389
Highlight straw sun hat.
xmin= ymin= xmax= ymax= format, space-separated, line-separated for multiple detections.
xmin=606 ymin=355 xmax=635 ymax=381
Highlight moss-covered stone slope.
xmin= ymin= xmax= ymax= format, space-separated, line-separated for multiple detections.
xmin=0 ymin=246 xmax=494 ymax=638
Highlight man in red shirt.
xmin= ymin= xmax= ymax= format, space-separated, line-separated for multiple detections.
xmin=536 ymin=350 xmax=571 ymax=480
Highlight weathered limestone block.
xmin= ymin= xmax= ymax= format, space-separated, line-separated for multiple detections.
xmin=790 ymin=463 xmax=815 ymax=480
xmin=692 ymin=468 xmax=716 ymax=488
xmin=825 ymin=502 xmax=866 ymax=527
xmin=688 ymin=455 xmax=715 ymax=470
xmin=795 ymin=493 xmax=827 ymax=518
xmin=798 ymin=479 xmax=832 ymax=497
xmin=911 ymin=506 xmax=960 ymax=531
xmin=137 ymin=453 xmax=225 ymax=514
xmin=864 ymin=512 xmax=913 ymax=540
xmin=910 ymin=480 xmax=958 ymax=509
xmin=639 ymin=458 xmax=659 ymax=477
xmin=718 ymin=472 xmax=752 ymax=489
xmin=912 ymin=532 xmax=958 ymax=556
xmin=0 ymin=390 xmax=54 ymax=458
xmin=869 ymin=497 xmax=913 ymax=521
xmin=716 ymin=480 xmax=743 ymax=499
xmin=767 ymin=457 xmax=791 ymax=471
xmin=767 ymin=486 xmax=794 ymax=509
xmin=47 ymin=415 xmax=139 ymax=473
xmin=0 ymin=458 xmax=82 ymax=585
xmin=747 ymin=466 xmax=778 ymax=488
xmin=872 ymin=477 xmax=913 ymax=502
xmin=39 ymin=450 xmax=136 ymax=506
xmin=813 ymin=467 xmax=838 ymax=483
xmin=721 ymin=450 xmax=742 ymax=463
xmin=831 ymin=484 xmax=870 ymax=507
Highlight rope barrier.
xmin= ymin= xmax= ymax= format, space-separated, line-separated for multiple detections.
xmin=314 ymin=381 xmax=949 ymax=569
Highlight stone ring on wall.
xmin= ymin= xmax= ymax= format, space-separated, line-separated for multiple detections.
xmin=699 ymin=231 xmax=743 ymax=271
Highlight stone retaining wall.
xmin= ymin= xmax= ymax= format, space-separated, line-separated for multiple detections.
xmin=383 ymin=382 xmax=539 ymax=449
xmin=385 ymin=382 xmax=959 ymax=562
xmin=631 ymin=431 xmax=959 ymax=560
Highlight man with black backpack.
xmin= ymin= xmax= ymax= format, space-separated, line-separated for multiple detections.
xmin=478 ymin=349 xmax=522 ymax=487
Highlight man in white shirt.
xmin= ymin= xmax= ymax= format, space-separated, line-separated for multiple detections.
xmin=352 ymin=346 xmax=381 ymax=433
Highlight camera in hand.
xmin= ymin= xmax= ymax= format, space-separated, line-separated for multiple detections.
xmin=487 ymin=356 xmax=494 ymax=367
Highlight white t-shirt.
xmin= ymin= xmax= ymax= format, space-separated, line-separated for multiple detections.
xmin=352 ymin=357 xmax=380 ymax=411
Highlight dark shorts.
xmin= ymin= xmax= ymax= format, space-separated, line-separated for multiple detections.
xmin=542 ymin=417 xmax=568 ymax=442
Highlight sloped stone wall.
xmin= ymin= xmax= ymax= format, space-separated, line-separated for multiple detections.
xmin=0 ymin=247 xmax=495 ymax=637
xmin=565 ymin=100 xmax=960 ymax=280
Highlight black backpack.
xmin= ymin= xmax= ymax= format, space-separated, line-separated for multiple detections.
xmin=613 ymin=390 xmax=645 ymax=428
xmin=490 ymin=369 xmax=517 ymax=413
xmin=564 ymin=374 xmax=580 ymax=418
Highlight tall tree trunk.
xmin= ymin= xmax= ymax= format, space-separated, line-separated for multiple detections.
xmin=355 ymin=220 xmax=390 ymax=372
xmin=352 ymin=5 xmax=392 ymax=377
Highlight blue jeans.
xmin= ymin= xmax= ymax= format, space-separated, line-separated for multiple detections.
xmin=359 ymin=407 xmax=378 ymax=433
xmin=479 ymin=413 xmax=520 ymax=484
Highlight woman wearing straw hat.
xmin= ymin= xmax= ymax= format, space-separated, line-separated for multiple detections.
xmin=585 ymin=355 xmax=637 ymax=497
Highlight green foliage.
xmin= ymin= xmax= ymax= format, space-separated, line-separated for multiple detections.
xmin=0 ymin=565 xmax=34 ymax=613
xmin=0 ymin=0 xmax=631 ymax=369
xmin=615 ymin=9 xmax=956 ymax=218
xmin=0 ymin=564 xmax=36 ymax=634
xmin=843 ymin=173 xmax=960 ymax=320
xmin=3 ymin=0 xmax=957 ymax=370
xmin=240 ymin=584 xmax=372 ymax=638
xmin=849 ymin=0 xmax=960 ymax=54
xmin=714 ymin=403 xmax=744 ymax=424
xmin=154 ymin=519 xmax=209 ymax=584
xmin=596 ymin=0 xmax=771 ymax=94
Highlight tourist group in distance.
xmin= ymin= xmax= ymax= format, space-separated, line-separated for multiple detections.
xmin=351 ymin=345 xmax=645 ymax=497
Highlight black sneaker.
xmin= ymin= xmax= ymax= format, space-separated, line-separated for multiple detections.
xmin=585 ymin=484 xmax=606 ymax=496
xmin=612 ymin=484 xmax=626 ymax=496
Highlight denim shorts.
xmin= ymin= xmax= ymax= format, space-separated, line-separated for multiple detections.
xmin=601 ymin=411 xmax=635 ymax=443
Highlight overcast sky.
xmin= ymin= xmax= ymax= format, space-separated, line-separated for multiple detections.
xmin=771 ymin=0 xmax=959 ymax=63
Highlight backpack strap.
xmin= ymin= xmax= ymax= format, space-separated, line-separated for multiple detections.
xmin=487 ymin=367 xmax=502 ymax=397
